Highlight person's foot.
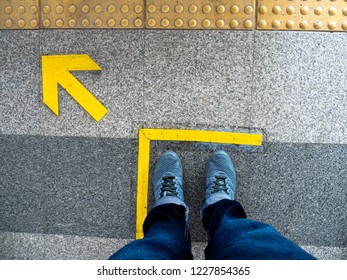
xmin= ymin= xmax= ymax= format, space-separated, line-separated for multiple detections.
xmin=153 ymin=151 xmax=187 ymax=210
xmin=201 ymin=150 xmax=236 ymax=213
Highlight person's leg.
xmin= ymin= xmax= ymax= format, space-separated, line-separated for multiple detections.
xmin=109 ymin=151 xmax=193 ymax=260
xmin=201 ymin=151 xmax=315 ymax=260
xmin=109 ymin=203 xmax=192 ymax=260
xmin=202 ymin=199 xmax=315 ymax=260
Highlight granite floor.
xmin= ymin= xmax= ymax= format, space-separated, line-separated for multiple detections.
xmin=0 ymin=29 xmax=346 ymax=259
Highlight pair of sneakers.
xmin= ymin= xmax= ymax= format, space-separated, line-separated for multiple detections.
xmin=153 ymin=150 xmax=236 ymax=217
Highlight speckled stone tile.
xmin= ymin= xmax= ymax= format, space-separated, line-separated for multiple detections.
xmin=1 ymin=232 xmax=345 ymax=260
xmin=0 ymin=30 xmax=40 ymax=135
xmin=1 ymin=30 xmax=145 ymax=138
xmin=0 ymin=134 xmax=138 ymax=239
xmin=252 ymin=31 xmax=347 ymax=144
xmin=138 ymin=30 xmax=254 ymax=130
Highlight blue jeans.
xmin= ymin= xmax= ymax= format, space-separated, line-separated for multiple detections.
xmin=109 ymin=199 xmax=315 ymax=260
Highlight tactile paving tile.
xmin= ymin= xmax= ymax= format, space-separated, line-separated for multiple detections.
xmin=0 ymin=0 xmax=39 ymax=29
xmin=257 ymin=0 xmax=347 ymax=31
xmin=145 ymin=0 xmax=255 ymax=30
xmin=40 ymin=0 xmax=145 ymax=29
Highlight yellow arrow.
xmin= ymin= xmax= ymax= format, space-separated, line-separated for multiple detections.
xmin=42 ymin=54 xmax=108 ymax=122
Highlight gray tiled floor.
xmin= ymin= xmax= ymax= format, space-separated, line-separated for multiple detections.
xmin=1 ymin=29 xmax=346 ymax=260
xmin=1 ymin=30 xmax=346 ymax=144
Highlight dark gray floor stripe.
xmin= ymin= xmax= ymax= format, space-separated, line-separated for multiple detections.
xmin=1 ymin=134 xmax=346 ymax=248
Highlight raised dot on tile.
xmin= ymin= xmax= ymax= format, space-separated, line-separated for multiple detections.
xmin=343 ymin=7 xmax=347 ymax=16
xmin=342 ymin=21 xmax=347 ymax=30
xmin=31 ymin=19 xmax=38 ymax=28
xmin=272 ymin=20 xmax=281 ymax=28
xmin=95 ymin=5 xmax=103 ymax=13
xmin=121 ymin=5 xmax=129 ymax=13
xmin=121 ymin=19 xmax=129 ymax=27
xmin=299 ymin=20 xmax=309 ymax=29
xmin=56 ymin=19 xmax=64 ymax=27
xmin=328 ymin=7 xmax=337 ymax=15
xmin=203 ymin=5 xmax=211 ymax=14
xmin=43 ymin=19 xmax=51 ymax=27
xmin=56 ymin=5 xmax=64 ymax=14
xmin=217 ymin=5 xmax=225 ymax=14
xmin=5 ymin=6 xmax=13 ymax=15
xmin=230 ymin=19 xmax=239 ymax=28
xmin=82 ymin=5 xmax=89 ymax=13
xmin=175 ymin=4 xmax=184 ymax=13
xmin=161 ymin=19 xmax=170 ymax=27
xmin=314 ymin=6 xmax=324 ymax=15
xmin=108 ymin=5 xmax=116 ymax=13
xmin=300 ymin=6 xmax=309 ymax=15
xmin=175 ymin=19 xmax=184 ymax=27
xmin=68 ymin=19 xmax=77 ymax=27
xmin=272 ymin=6 xmax=281 ymax=15
xmin=162 ymin=4 xmax=170 ymax=13
xmin=135 ymin=5 xmax=143 ymax=14
xmin=244 ymin=20 xmax=253 ymax=29
xmin=134 ymin=19 xmax=143 ymax=27
xmin=328 ymin=21 xmax=337 ymax=30
xmin=148 ymin=18 xmax=156 ymax=27
xmin=286 ymin=20 xmax=295 ymax=29
xmin=5 ymin=19 xmax=13 ymax=28
xmin=189 ymin=19 xmax=197 ymax=28
xmin=148 ymin=4 xmax=156 ymax=13
xmin=286 ymin=6 xmax=295 ymax=15
xmin=69 ymin=5 xmax=77 ymax=14
xmin=202 ymin=19 xmax=211 ymax=28
xmin=107 ymin=18 xmax=116 ymax=27
xmin=30 ymin=6 xmax=38 ymax=14
xmin=95 ymin=19 xmax=103 ymax=27
xmin=17 ymin=19 xmax=25 ymax=28
xmin=258 ymin=20 xmax=267 ymax=28
xmin=216 ymin=19 xmax=225 ymax=28
xmin=17 ymin=6 xmax=25 ymax=14
xmin=314 ymin=21 xmax=323 ymax=29
xmin=231 ymin=6 xmax=239 ymax=14
xmin=244 ymin=5 xmax=253 ymax=15
xmin=259 ymin=5 xmax=267 ymax=14
xmin=82 ymin=19 xmax=90 ymax=27
xmin=42 ymin=5 xmax=51 ymax=14
xmin=189 ymin=5 xmax=198 ymax=14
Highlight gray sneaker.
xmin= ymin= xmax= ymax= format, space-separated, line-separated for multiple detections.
xmin=153 ymin=151 xmax=188 ymax=213
xmin=201 ymin=150 xmax=236 ymax=213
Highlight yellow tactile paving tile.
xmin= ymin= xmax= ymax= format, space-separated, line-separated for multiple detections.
xmin=257 ymin=0 xmax=347 ymax=31
xmin=40 ymin=0 xmax=145 ymax=29
xmin=0 ymin=0 xmax=346 ymax=31
xmin=146 ymin=0 xmax=255 ymax=30
xmin=0 ymin=0 xmax=39 ymax=29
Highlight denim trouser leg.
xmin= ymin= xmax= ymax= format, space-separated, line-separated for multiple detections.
xmin=109 ymin=203 xmax=193 ymax=260
xmin=202 ymin=199 xmax=316 ymax=260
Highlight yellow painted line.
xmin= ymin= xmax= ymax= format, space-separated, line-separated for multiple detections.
xmin=136 ymin=130 xmax=151 ymax=239
xmin=135 ymin=128 xmax=263 ymax=239
xmin=42 ymin=54 xmax=108 ymax=122
xmin=257 ymin=0 xmax=347 ymax=31
xmin=146 ymin=0 xmax=255 ymax=30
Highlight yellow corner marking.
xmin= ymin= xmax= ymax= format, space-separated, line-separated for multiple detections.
xmin=135 ymin=128 xmax=263 ymax=239
xmin=42 ymin=54 xmax=108 ymax=122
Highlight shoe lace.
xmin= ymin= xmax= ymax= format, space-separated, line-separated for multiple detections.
xmin=211 ymin=175 xmax=229 ymax=194
xmin=160 ymin=176 xmax=178 ymax=197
